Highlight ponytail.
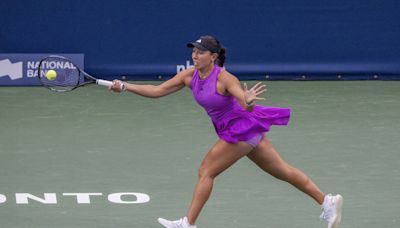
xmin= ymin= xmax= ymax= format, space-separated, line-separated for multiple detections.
xmin=215 ymin=47 xmax=226 ymax=67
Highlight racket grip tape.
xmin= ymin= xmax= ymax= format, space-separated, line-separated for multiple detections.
xmin=96 ymin=79 xmax=113 ymax=87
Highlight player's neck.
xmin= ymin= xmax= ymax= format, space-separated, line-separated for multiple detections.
xmin=199 ymin=64 xmax=214 ymax=79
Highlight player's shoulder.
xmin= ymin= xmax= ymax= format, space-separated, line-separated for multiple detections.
xmin=177 ymin=67 xmax=196 ymax=78
xmin=219 ymin=68 xmax=239 ymax=84
xmin=175 ymin=67 xmax=195 ymax=86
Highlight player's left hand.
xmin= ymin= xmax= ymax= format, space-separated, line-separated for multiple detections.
xmin=243 ymin=82 xmax=267 ymax=106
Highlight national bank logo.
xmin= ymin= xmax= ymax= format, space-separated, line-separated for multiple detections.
xmin=0 ymin=59 xmax=23 ymax=80
xmin=0 ymin=54 xmax=84 ymax=86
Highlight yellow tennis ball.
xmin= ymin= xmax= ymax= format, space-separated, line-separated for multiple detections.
xmin=46 ymin=70 xmax=57 ymax=80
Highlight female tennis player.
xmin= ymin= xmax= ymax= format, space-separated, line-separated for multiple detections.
xmin=109 ymin=35 xmax=343 ymax=228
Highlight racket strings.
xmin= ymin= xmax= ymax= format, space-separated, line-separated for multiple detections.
xmin=39 ymin=57 xmax=81 ymax=92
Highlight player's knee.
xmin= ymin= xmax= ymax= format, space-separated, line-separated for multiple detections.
xmin=198 ymin=167 xmax=209 ymax=179
xmin=278 ymin=166 xmax=308 ymax=184
xmin=198 ymin=166 xmax=217 ymax=179
xmin=271 ymin=164 xmax=293 ymax=181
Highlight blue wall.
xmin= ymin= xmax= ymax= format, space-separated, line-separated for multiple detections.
xmin=1 ymin=0 xmax=399 ymax=80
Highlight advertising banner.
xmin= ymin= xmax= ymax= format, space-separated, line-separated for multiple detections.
xmin=0 ymin=54 xmax=84 ymax=86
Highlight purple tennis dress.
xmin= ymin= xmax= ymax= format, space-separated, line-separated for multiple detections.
xmin=190 ymin=65 xmax=291 ymax=146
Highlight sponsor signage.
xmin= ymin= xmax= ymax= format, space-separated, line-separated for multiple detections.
xmin=0 ymin=53 xmax=84 ymax=86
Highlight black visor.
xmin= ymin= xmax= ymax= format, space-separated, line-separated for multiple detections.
xmin=187 ymin=36 xmax=221 ymax=53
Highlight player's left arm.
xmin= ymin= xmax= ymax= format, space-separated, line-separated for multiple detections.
xmin=220 ymin=70 xmax=267 ymax=112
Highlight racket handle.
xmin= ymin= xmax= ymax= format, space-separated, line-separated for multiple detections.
xmin=96 ymin=79 xmax=113 ymax=87
xmin=96 ymin=79 xmax=126 ymax=91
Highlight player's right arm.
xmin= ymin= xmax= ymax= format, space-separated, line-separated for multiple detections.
xmin=110 ymin=68 xmax=194 ymax=98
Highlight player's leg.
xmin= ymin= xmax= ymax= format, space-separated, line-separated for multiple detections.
xmin=247 ymin=137 xmax=343 ymax=227
xmin=158 ymin=139 xmax=253 ymax=227
xmin=246 ymin=137 xmax=325 ymax=204
xmin=186 ymin=139 xmax=253 ymax=224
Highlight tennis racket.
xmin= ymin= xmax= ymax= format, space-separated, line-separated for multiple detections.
xmin=38 ymin=55 xmax=122 ymax=92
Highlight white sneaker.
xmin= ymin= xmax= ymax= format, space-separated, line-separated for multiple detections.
xmin=157 ymin=216 xmax=197 ymax=228
xmin=320 ymin=194 xmax=343 ymax=228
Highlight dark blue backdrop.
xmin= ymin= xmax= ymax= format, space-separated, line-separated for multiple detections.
xmin=1 ymin=0 xmax=399 ymax=80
